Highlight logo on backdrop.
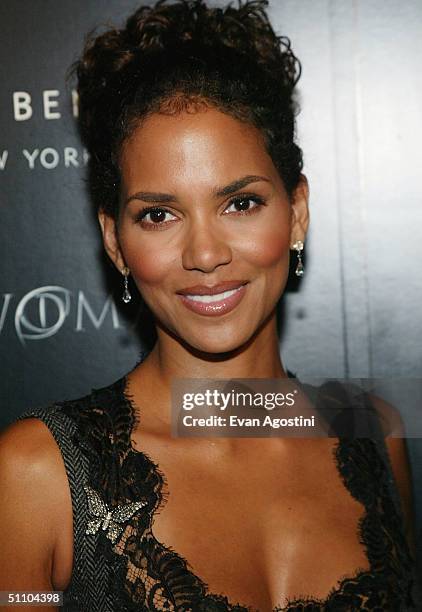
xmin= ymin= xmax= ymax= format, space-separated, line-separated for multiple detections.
xmin=11 ymin=90 xmax=79 ymax=122
xmin=1 ymin=89 xmax=88 ymax=172
xmin=0 ymin=286 xmax=120 ymax=344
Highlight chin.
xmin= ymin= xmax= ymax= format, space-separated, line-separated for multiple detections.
xmin=176 ymin=325 xmax=256 ymax=357
xmin=157 ymin=311 xmax=266 ymax=356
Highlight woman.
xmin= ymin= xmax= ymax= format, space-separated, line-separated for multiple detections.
xmin=0 ymin=0 xmax=418 ymax=610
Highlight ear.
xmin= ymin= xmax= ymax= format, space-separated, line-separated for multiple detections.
xmin=98 ymin=209 xmax=126 ymax=273
xmin=289 ymin=174 xmax=310 ymax=247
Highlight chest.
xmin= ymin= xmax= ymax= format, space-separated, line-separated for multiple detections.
xmin=132 ymin=436 xmax=372 ymax=610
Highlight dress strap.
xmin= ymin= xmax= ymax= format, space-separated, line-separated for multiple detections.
xmin=17 ymin=400 xmax=114 ymax=611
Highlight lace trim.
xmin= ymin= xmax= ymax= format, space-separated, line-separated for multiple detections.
xmin=63 ymin=376 xmax=416 ymax=611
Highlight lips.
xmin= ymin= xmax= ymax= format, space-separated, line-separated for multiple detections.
xmin=176 ymin=281 xmax=248 ymax=316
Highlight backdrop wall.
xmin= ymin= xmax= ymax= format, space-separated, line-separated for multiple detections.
xmin=1 ymin=0 xmax=421 ymax=560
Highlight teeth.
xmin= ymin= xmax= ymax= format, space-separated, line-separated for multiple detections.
xmin=185 ymin=287 xmax=242 ymax=303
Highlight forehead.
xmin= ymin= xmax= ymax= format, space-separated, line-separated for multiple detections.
xmin=119 ymin=107 xmax=279 ymax=190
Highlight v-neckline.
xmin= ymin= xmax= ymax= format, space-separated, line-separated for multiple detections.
xmin=117 ymin=374 xmax=388 ymax=611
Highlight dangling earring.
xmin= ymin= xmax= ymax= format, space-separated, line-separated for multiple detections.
xmin=292 ymin=240 xmax=304 ymax=277
xmin=122 ymin=267 xmax=132 ymax=303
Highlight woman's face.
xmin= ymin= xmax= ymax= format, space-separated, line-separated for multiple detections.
xmin=100 ymin=106 xmax=309 ymax=354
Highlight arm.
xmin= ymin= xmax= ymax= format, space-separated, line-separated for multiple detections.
xmin=384 ymin=435 xmax=417 ymax=557
xmin=0 ymin=418 xmax=73 ymax=611
xmin=369 ymin=394 xmax=416 ymax=557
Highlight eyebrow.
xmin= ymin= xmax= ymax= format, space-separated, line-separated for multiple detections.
xmin=124 ymin=175 xmax=270 ymax=205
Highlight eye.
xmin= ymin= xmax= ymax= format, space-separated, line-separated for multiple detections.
xmin=135 ymin=206 xmax=178 ymax=229
xmin=224 ymin=195 xmax=265 ymax=215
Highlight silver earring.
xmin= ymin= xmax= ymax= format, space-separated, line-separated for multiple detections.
xmin=292 ymin=240 xmax=304 ymax=277
xmin=122 ymin=267 xmax=131 ymax=303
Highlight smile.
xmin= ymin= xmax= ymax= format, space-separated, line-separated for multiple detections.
xmin=177 ymin=284 xmax=248 ymax=316
xmin=186 ymin=288 xmax=241 ymax=303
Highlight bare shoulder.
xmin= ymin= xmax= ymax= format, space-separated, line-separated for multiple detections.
xmin=0 ymin=417 xmax=72 ymax=591
xmin=368 ymin=393 xmax=416 ymax=554
xmin=368 ymin=393 xmax=406 ymax=436
xmin=0 ymin=416 xmax=61 ymax=461
xmin=0 ymin=417 xmax=70 ymax=490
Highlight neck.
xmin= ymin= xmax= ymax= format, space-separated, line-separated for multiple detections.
xmin=133 ymin=311 xmax=287 ymax=383
xmin=127 ymin=312 xmax=288 ymax=434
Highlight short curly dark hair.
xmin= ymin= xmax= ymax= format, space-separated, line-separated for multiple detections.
xmin=75 ymin=0 xmax=303 ymax=218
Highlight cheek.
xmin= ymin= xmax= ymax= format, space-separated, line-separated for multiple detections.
xmin=239 ymin=223 xmax=291 ymax=269
xmin=260 ymin=232 xmax=289 ymax=267
xmin=120 ymin=235 xmax=174 ymax=290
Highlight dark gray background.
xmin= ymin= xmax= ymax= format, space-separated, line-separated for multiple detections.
xmin=1 ymin=0 xmax=421 ymax=569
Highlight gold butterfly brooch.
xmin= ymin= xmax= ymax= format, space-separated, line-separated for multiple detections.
xmin=84 ymin=484 xmax=148 ymax=543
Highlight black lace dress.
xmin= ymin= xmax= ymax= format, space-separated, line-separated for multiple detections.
xmin=17 ymin=373 xmax=420 ymax=612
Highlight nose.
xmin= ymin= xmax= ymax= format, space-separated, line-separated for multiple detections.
xmin=181 ymin=219 xmax=232 ymax=273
